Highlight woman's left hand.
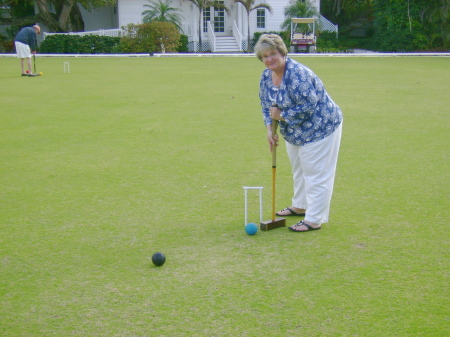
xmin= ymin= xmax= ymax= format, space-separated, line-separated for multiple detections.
xmin=270 ymin=106 xmax=283 ymax=121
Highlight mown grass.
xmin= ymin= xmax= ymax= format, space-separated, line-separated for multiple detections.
xmin=1 ymin=55 xmax=449 ymax=336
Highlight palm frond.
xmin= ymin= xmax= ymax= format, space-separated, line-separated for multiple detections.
xmin=141 ymin=0 xmax=184 ymax=30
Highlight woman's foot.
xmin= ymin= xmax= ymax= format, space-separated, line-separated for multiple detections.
xmin=288 ymin=220 xmax=321 ymax=232
xmin=276 ymin=207 xmax=306 ymax=216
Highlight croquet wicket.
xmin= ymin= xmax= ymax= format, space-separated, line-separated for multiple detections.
xmin=243 ymin=186 xmax=263 ymax=226
xmin=64 ymin=62 xmax=70 ymax=73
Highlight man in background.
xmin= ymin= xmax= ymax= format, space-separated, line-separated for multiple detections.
xmin=15 ymin=25 xmax=41 ymax=76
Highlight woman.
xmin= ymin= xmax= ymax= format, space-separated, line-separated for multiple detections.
xmin=255 ymin=34 xmax=343 ymax=232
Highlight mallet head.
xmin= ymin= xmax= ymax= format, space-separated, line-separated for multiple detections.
xmin=260 ymin=217 xmax=286 ymax=231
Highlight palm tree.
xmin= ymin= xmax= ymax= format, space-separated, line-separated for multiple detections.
xmin=142 ymin=0 xmax=184 ymax=31
xmin=184 ymin=0 xmax=230 ymax=52
xmin=233 ymin=0 xmax=272 ymax=52
xmin=420 ymin=0 xmax=450 ymax=49
xmin=280 ymin=0 xmax=318 ymax=32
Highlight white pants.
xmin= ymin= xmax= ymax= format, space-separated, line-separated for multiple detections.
xmin=285 ymin=123 xmax=342 ymax=225
xmin=15 ymin=41 xmax=32 ymax=58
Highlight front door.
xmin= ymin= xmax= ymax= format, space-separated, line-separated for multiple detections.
xmin=213 ymin=1 xmax=226 ymax=35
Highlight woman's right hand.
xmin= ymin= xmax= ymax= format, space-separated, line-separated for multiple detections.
xmin=267 ymin=126 xmax=279 ymax=152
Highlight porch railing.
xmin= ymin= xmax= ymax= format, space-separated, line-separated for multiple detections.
xmin=318 ymin=15 xmax=338 ymax=38
xmin=232 ymin=21 xmax=243 ymax=52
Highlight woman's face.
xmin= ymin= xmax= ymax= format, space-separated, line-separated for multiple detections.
xmin=261 ymin=48 xmax=285 ymax=73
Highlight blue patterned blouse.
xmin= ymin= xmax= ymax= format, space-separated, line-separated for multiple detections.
xmin=259 ymin=57 xmax=343 ymax=146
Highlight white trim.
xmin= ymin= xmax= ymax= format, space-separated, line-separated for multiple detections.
xmin=2 ymin=53 xmax=449 ymax=58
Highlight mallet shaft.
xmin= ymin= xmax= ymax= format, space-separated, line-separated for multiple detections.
xmin=260 ymin=98 xmax=286 ymax=231
xmin=271 ymin=121 xmax=278 ymax=222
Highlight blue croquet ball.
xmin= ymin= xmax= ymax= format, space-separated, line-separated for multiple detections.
xmin=245 ymin=223 xmax=258 ymax=235
xmin=152 ymin=252 xmax=166 ymax=266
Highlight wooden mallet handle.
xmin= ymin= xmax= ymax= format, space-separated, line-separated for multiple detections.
xmin=271 ymin=121 xmax=278 ymax=221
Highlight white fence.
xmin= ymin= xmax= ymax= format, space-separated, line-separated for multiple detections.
xmin=43 ymin=28 xmax=124 ymax=40
xmin=43 ymin=25 xmax=194 ymax=40
xmin=318 ymin=15 xmax=338 ymax=37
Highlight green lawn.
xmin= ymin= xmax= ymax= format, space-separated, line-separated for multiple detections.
xmin=1 ymin=55 xmax=449 ymax=336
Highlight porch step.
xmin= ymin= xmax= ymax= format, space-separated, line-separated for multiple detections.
xmin=214 ymin=36 xmax=241 ymax=52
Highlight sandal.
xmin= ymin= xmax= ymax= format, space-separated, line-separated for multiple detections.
xmin=288 ymin=221 xmax=321 ymax=232
xmin=276 ymin=207 xmax=305 ymax=217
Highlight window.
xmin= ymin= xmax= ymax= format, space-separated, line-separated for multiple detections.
xmin=214 ymin=5 xmax=225 ymax=33
xmin=257 ymin=9 xmax=266 ymax=29
xmin=203 ymin=8 xmax=211 ymax=33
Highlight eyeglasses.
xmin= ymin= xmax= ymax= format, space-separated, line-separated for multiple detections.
xmin=261 ymin=51 xmax=280 ymax=61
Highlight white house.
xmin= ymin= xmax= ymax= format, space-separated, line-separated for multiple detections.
xmin=70 ymin=0 xmax=322 ymax=52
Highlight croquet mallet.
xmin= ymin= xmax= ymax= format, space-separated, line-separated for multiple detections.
xmin=28 ymin=54 xmax=40 ymax=77
xmin=260 ymin=118 xmax=286 ymax=231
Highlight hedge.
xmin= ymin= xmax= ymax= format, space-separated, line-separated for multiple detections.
xmin=40 ymin=35 xmax=120 ymax=54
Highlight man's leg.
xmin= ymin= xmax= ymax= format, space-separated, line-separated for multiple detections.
xmin=20 ymin=58 xmax=25 ymax=74
xmin=27 ymin=57 xmax=33 ymax=74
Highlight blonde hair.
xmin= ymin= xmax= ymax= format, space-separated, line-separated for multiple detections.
xmin=254 ymin=34 xmax=288 ymax=61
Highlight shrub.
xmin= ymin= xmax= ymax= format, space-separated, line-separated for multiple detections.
xmin=77 ymin=35 xmax=120 ymax=54
xmin=40 ymin=35 xmax=120 ymax=54
xmin=40 ymin=35 xmax=80 ymax=53
xmin=177 ymin=34 xmax=189 ymax=53
xmin=146 ymin=21 xmax=181 ymax=53
xmin=117 ymin=22 xmax=180 ymax=54
xmin=370 ymin=28 xmax=428 ymax=52
xmin=1 ymin=25 xmax=21 ymax=53
xmin=316 ymin=31 xmax=349 ymax=53
xmin=1 ymin=38 xmax=14 ymax=53
xmin=116 ymin=23 xmax=153 ymax=53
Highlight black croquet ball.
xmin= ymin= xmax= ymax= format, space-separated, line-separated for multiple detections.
xmin=152 ymin=252 xmax=166 ymax=266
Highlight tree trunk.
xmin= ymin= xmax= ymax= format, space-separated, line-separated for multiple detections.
xmin=59 ymin=0 xmax=77 ymax=32
xmin=35 ymin=0 xmax=62 ymax=32
xmin=407 ymin=0 xmax=412 ymax=32
xmin=70 ymin=4 xmax=84 ymax=32
xmin=35 ymin=0 xmax=84 ymax=32
xmin=333 ymin=0 xmax=341 ymax=16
